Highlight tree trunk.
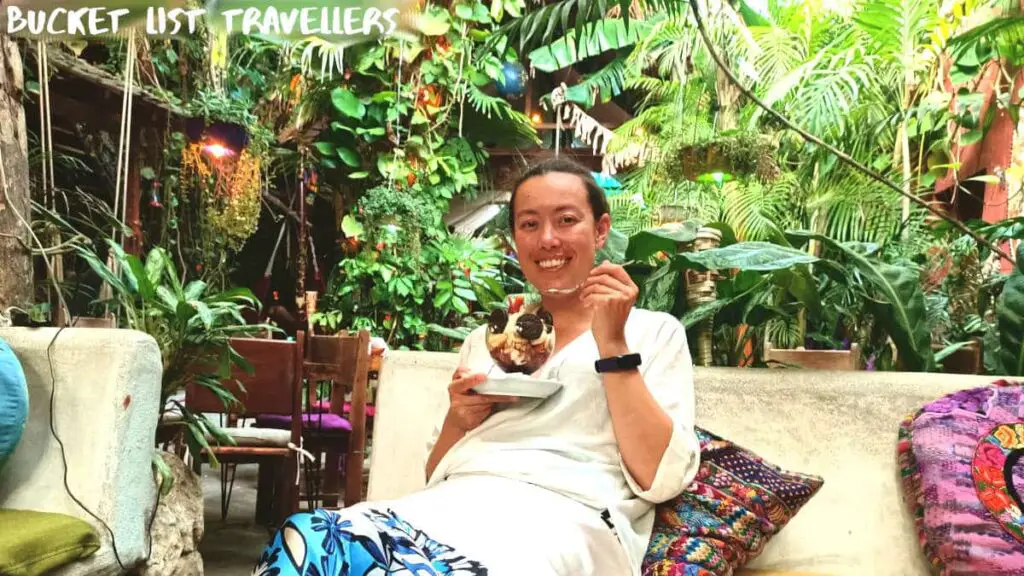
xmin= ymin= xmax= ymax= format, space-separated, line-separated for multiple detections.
xmin=0 ymin=37 xmax=32 ymax=314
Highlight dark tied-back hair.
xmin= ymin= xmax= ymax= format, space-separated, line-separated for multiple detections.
xmin=508 ymin=158 xmax=610 ymax=229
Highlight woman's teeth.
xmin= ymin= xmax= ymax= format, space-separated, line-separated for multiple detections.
xmin=538 ymin=258 xmax=568 ymax=270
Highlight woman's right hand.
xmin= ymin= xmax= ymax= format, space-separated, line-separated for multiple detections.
xmin=446 ymin=366 xmax=519 ymax=432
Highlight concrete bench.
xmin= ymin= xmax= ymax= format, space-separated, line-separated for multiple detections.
xmin=367 ymin=350 xmax=998 ymax=575
xmin=0 ymin=328 xmax=162 ymax=575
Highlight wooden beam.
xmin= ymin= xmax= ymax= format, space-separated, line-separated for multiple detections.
xmin=124 ymin=122 xmax=142 ymax=256
xmin=262 ymin=191 xmax=312 ymax=229
xmin=24 ymin=43 xmax=183 ymax=120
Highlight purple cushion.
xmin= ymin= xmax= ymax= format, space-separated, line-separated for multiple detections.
xmin=312 ymin=400 xmax=377 ymax=417
xmin=898 ymin=380 xmax=1024 ymax=574
xmin=255 ymin=412 xmax=352 ymax=433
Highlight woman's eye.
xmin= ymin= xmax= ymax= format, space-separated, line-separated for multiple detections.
xmin=559 ymin=215 xmax=579 ymax=225
xmin=519 ymin=221 xmax=537 ymax=230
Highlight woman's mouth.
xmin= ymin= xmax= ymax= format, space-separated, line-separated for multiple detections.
xmin=537 ymin=257 xmax=571 ymax=271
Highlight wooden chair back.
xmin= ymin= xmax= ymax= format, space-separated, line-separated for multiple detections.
xmin=304 ymin=330 xmax=371 ymax=506
xmin=764 ymin=341 xmax=861 ymax=371
xmin=186 ymin=333 xmax=305 ymax=417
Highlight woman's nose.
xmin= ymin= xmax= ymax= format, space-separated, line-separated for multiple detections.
xmin=539 ymin=223 xmax=560 ymax=248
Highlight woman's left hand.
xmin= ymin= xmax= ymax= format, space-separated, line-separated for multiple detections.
xmin=580 ymin=261 xmax=638 ymax=356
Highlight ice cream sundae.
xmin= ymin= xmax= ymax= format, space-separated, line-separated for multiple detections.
xmin=485 ymin=295 xmax=555 ymax=374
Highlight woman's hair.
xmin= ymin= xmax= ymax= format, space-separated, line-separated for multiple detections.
xmin=508 ymin=158 xmax=610 ymax=229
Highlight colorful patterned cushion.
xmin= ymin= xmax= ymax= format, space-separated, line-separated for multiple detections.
xmin=897 ymin=380 xmax=1024 ymax=574
xmin=642 ymin=427 xmax=824 ymax=576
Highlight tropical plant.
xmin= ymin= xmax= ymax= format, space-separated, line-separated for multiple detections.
xmin=74 ymin=240 xmax=272 ymax=464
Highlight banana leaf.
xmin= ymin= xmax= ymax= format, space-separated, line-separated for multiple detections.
xmin=997 ymin=246 xmax=1024 ymax=376
xmin=638 ymin=264 xmax=681 ymax=314
xmin=671 ymin=241 xmax=819 ymax=272
xmin=625 ymin=221 xmax=700 ymax=261
xmin=788 ymin=231 xmax=934 ymax=371
xmin=527 ymin=18 xmax=654 ymax=72
xmin=596 ymin=227 xmax=629 ymax=264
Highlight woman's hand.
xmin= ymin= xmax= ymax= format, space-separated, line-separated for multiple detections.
xmin=580 ymin=261 xmax=638 ymax=357
xmin=445 ymin=367 xmax=519 ymax=432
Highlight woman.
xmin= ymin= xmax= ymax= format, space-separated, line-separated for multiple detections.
xmin=253 ymin=158 xmax=701 ymax=576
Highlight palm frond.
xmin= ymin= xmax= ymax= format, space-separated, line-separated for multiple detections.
xmin=853 ymin=0 xmax=940 ymax=74
xmin=628 ymin=15 xmax=696 ymax=80
xmin=809 ymin=168 xmax=903 ymax=243
xmin=722 ymin=173 xmax=805 ymax=241
xmin=626 ymin=75 xmax=684 ymax=106
xmin=788 ymin=53 xmax=876 ymax=139
xmin=750 ymin=24 xmax=807 ymax=87
xmin=296 ymin=38 xmax=347 ymax=79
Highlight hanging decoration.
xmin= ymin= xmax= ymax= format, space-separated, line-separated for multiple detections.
xmin=544 ymin=83 xmax=616 ymax=158
xmin=496 ymin=61 xmax=528 ymax=100
xmin=148 ymin=182 xmax=163 ymax=208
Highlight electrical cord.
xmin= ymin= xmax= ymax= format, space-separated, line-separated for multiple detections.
xmin=45 ymin=323 xmax=163 ymax=573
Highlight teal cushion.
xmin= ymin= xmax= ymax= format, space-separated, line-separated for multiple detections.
xmin=0 ymin=337 xmax=28 ymax=475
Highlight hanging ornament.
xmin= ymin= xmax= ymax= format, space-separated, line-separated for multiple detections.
xmin=148 ymin=182 xmax=163 ymax=208
xmin=496 ymin=61 xmax=528 ymax=100
xmin=303 ymin=166 xmax=319 ymax=193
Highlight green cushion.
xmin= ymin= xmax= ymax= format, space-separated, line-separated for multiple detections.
xmin=0 ymin=509 xmax=101 ymax=576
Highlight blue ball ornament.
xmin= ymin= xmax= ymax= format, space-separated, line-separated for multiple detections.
xmin=496 ymin=61 xmax=528 ymax=99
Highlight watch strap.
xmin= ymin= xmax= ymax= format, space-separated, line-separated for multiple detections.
xmin=594 ymin=352 xmax=642 ymax=373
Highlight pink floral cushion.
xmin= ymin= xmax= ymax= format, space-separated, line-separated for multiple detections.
xmin=898 ymin=380 xmax=1024 ymax=574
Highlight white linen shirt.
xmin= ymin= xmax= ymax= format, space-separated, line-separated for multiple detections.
xmin=426 ymin=308 xmax=702 ymax=575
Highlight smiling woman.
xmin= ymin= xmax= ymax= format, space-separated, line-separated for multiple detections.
xmin=252 ymin=158 xmax=701 ymax=576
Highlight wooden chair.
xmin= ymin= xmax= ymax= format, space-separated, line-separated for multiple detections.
xmin=184 ymin=333 xmax=305 ymax=527
xmin=764 ymin=341 xmax=861 ymax=371
xmin=301 ymin=330 xmax=372 ymax=508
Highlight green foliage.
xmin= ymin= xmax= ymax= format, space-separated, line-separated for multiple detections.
xmin=997 ymin=246 xmax=1024 ymax=375
xmin=327 ymin=234 xmax=512 ymax=349
xmin=492 ymin=0 xmax=639 ymax=53
xmin=74 ymin=240 xmax=271 ymax=463
xmin=527 ymin=18 xmax=655 ymax=72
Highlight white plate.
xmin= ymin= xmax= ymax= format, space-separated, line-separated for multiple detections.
xmin=473 ymin=373 xmax=561 ymax=399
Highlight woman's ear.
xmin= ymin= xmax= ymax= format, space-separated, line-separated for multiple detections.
xmin=595 ymin=213 xmax=611 ymax=249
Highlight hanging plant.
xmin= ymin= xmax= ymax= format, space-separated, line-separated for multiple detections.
xmin=669 ymin=131 xmax=780 ymax=183
xmin=179 ymin=142 xmax=262 ymax=252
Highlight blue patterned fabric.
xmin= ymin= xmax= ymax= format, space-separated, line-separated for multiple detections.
xmin=0 ymin=337 xmax=28 ymax=476
xmin=253 ymin=508 xmax=488 ymax=576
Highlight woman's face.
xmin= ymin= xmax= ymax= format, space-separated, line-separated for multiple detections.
xmin=511 ymin=172 xmax=610 ymax=294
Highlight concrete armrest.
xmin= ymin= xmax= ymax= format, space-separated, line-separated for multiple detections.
xmin=0 ymin=327 xmax=162 ymax=575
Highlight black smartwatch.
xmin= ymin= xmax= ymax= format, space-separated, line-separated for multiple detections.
xmin=595 ymin=353 xmax=642 ymax=373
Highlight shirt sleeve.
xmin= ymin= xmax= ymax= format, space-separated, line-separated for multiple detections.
xmin=619 ymin=313 xmax=702 ymax=504
xmin=424 ymin=327 xmax=479 ymax=457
